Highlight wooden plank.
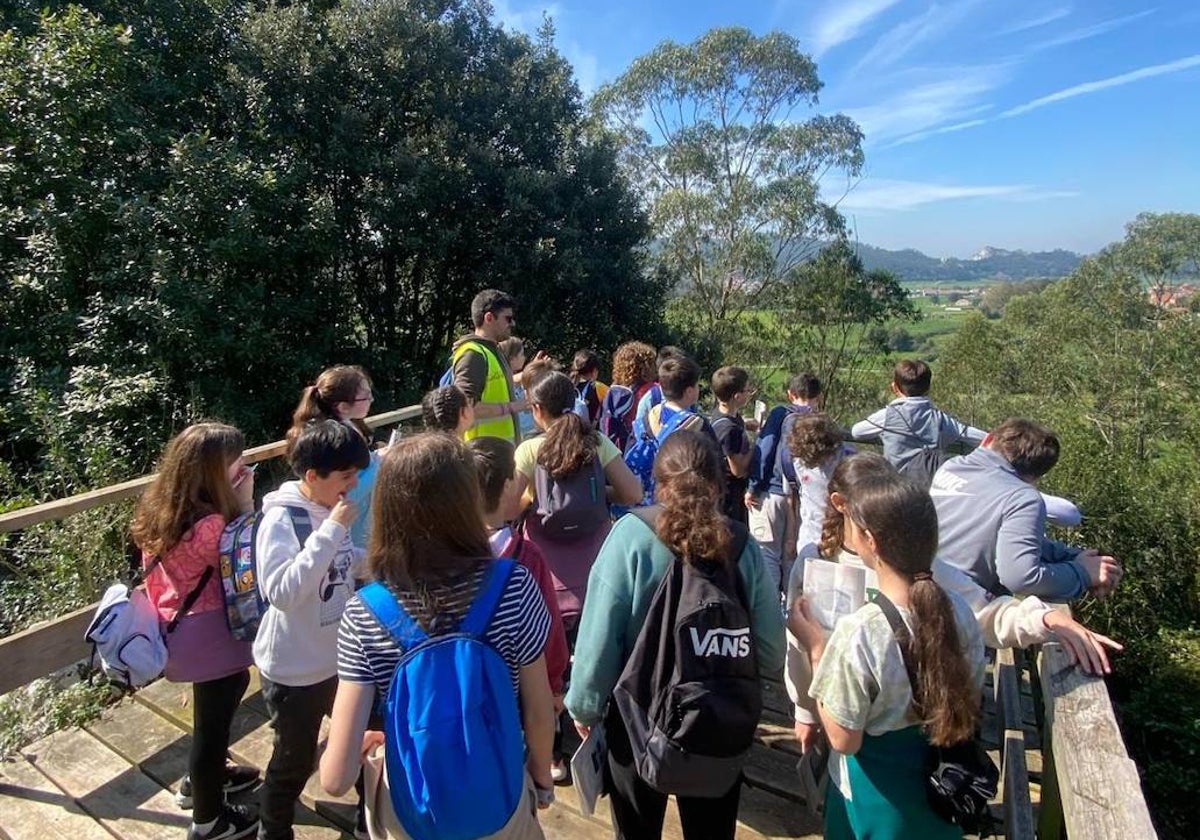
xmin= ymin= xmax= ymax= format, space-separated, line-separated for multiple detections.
xmin=0 ymin=756 xmax=114 ymax=840
xmin=0 ymin=605 xmax=95 ymax=696
xmin=23 ymin=728 xmax=189 ymax=840
xmin=0 ymin=405 xmax=421 ymax=534
xmin=993 ymin=648 xmax=1034 ymax=839
xmin=87 ymin=698 xmax=343 ymax=840
xmin=1039 ymin=642 xmax=1158 ymax=840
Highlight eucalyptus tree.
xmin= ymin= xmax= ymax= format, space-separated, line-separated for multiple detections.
xmin=592 ymin=26 xmax=864 ymax=350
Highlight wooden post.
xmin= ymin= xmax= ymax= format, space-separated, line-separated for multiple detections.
xmin=1037 ymin=642 xmax=1158 ymax=840
xmin=994 ymin=647 xmax=1035 ymax=840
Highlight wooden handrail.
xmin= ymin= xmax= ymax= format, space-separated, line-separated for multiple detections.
xmin=0 ymin=406 xmax=422 ymax=534
xmin=1037 ymin=641 xmax=1158 ymax=839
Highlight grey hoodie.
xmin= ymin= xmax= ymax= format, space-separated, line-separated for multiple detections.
xmin=851 ymin=396 xmax=986 ymax=471
xmin=931 ymin=447 xmax=1089 ymax=600
xmin=252 ymin=481 xmax=365 ymax=686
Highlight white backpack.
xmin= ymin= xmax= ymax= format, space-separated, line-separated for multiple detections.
xmin=84 ymin=561 xmax=212 ymax=689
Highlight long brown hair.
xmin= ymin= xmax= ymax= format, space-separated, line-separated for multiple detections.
xmin=368 ymin=433 xmax=491 ymax=591
xmin=653 ymin=430 xmax=732 ymax=565
xmin=531 ymin=371 xmax=598 ymax=479
xmin=823 ymin=453 xmax=978 ymax=747
xmin=288 ymin=365 xmax=372 ymax=448
xmin=131 ymin=423 xmax=245 ymax=557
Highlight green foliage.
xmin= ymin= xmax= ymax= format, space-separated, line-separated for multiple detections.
xmin=593 ymin=26 xmax=863 ymax=352
xmin=0 ymin=0 xmax=664 ymax=490
xmin=0 ymin=671 xmax=118 ymax=758
xmin=749 ymin=240 xmax=916 ymax=412
xmin=937 ymin=213 xmax=1200 ymax=838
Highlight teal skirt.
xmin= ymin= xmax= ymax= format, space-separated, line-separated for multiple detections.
xmin=824 ymin=726 xmax=963 ymax=840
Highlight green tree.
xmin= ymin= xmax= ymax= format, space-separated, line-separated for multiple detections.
xmin=759 ymin=240 xmax=914 ymax=412
xmin=592 ymin=27 xmax=864 ymax=351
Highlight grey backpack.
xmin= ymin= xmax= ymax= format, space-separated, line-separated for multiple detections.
xmin=533 ymin=455 xmax=609 ymax=541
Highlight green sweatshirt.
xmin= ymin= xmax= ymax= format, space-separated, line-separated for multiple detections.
xmin=565 ymin=511 xmax=786 ymax=727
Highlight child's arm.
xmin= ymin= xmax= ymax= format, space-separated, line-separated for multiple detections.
xmin=941 ymin=411 xmax=987 ymax=446
xmin=1041 ymin=492 xmax=1082 ymax=527
xmin=256 ymin=508 xmax=346 ymax=610
xmin=849 ymin=407 xmax=887 ymax=441
xmin=320 ymin=679 xmax=374 ymax=796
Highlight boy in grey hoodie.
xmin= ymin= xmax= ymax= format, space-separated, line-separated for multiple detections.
xmin=931 ymin=418 xmax=1123 ymax=602
xmin=851 ymin=359 xmax=986 ymax=474
xmin=254 ymin=420 xmax=370 ymax=840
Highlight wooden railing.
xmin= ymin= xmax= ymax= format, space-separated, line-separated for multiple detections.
xmin=0 ymin=405 xmax=422 ymax=696
xmin=991 ymin=638 xmax=1158 ymax=839
xmin=0 ymin=405 xmax=1161 ymax=839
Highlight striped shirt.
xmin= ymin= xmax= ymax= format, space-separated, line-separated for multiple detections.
xmin=337 ymin=563 xmax=550 ymax=698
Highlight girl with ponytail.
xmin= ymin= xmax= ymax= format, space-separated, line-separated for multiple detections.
xmin=787 ymin=452 xmax=984 ymax=839
xmin=565 ymin=431 xmax=784 ymax=840
xmin=288 ymin=365 xmax=381 ymax=550
xmin=515 ymin=370 xmax=641 ymax=781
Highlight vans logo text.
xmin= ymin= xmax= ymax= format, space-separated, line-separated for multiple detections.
xmin=689 ymin=627 xmax=751 ymax=658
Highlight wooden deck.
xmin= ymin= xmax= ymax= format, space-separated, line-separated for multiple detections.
xmin=0 ymin=672 xmax=838 ymax=840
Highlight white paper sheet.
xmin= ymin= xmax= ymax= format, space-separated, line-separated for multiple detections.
xmin=803 ymin=558 xmax=868 ymax=631
xmin=570 ymin=724 xmax=607 ymax=816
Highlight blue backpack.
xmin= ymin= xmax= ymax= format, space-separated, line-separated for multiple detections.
xmin=358 ymin=561 xmax=525 ymax=840
xmin=624 ymin=406 xmax=699 ymax=506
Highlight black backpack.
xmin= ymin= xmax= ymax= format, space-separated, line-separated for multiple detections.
xmin=898 ymin=446 xmax=948 ymax=490
xmin=612 ymin=510 xmax=761 ymax=797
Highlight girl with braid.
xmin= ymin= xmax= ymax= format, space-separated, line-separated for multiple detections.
xmin=420 ymin=384 xmax=475 ymax=437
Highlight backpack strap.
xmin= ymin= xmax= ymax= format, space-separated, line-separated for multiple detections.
xmin=360 ymin=580 xmax=428 ymax=650
xmin=283 ymin=505 xmax=314 ymax=546
xmin=460 ymin=559 xmax=516 ymax=637
xmin=873 ymin=592 xmax=924 ymax=714
xmin=654 ymin=407 xmax=695 ymax=444
xmin=164 ymin=565 xmax=215 ymax=635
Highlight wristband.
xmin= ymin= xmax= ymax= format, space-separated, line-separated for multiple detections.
xmin=535 ymin=785 xmax=555 ymax=807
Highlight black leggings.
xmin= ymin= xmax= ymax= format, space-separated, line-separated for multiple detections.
xmin=191 ymin=669 xmax=251 ymax=823
xmin=604 ymin=707 xmax=743 ymax=840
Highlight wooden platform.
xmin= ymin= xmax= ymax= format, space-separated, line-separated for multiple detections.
xmin=0 ymin=671 xmax=827 ymax=840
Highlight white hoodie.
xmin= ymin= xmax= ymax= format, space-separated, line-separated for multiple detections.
xmin=253 ymin=481 xmax=365 ymax=686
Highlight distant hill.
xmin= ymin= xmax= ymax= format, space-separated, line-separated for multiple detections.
xmin=852 ymin=243 xmax=1083 ymax=282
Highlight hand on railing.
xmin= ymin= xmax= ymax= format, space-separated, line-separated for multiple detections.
xmin=1042 ymin=610 xmax=1123 ymax=676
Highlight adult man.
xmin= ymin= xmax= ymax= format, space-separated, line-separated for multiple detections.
xmin=451 ymin=289 xmax=524 ymax=443
xmin=744 ymin=373 xmax=821 ymax=593
xmin=932 ymin=417 xmax=1123 ymax=600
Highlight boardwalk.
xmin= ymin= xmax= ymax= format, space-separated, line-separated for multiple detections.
xmin=1 ymin=671 xmax=834 ymax=840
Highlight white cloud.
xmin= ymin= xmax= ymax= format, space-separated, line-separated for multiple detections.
xmin=1030 ymin=9 xmax=1155 ymax=50
xmin=810 ymin=0 xmax=904 ymax=58
xmin=834 ymin=179 xmax=1077 ymax=213
xmin=887 ymin=117 xmax=989 ymax=147
xmin=851 ymin=0 xmax=983 ymax=74
xmin=490 ymin=0 xmax=559 ymax=34
xmin=1001 ymin=53 xmax=1200 ymax=118
xmin=997 ymin=7 xmax=1071 ymax=36
xmin=844 ymin=65 xmax=1008 ymax=143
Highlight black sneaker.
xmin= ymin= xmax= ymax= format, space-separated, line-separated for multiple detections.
xmin=176 ymin=764 xmax=261 ymax=809
xmin=186 ymin=803 xmax=259 ymax=840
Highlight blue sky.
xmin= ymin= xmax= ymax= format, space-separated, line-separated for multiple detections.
xmin=491 ymin=0 xmax=1200 ymax=257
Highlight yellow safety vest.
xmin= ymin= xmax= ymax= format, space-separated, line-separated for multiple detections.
xmin=454 ymin=340 xmax=517 ymax=443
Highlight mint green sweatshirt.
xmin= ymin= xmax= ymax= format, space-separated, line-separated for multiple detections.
xmin=565 ymin=512 xmax=786 ymax=727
